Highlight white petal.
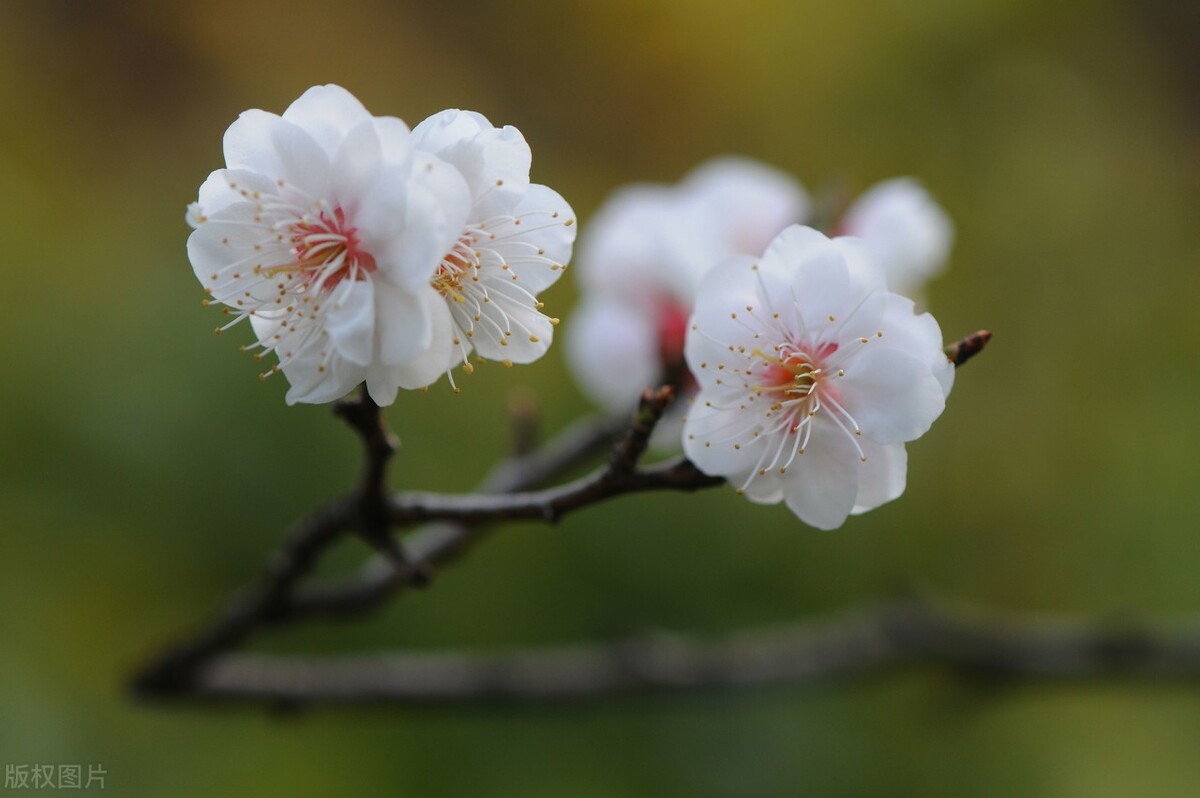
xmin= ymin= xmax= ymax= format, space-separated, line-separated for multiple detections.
xmin=477 ymin=183 xmax=575 ymax=294
xmin=781 ymin=422 xmax=860 ymax=530
xmin=372 ymin=116 xmax=413 ymax=167
xmin=410 ymin=109 xmax=492 ymax=153
xmin=686 ymin=256 xmax=772 ymax=353
xmin=366 ymin=292 xmax=457 ymax=400
xmin=575 ymin=184 xmax=702 ymax=302
xmin=840 ymin=178 xmax=953 ymax=297
xmin=358 ymin=153 xmax=471 ymax=293
xmin=465 ymin=278 xmax=554 ymax=363
xmin=373 ymin=280 xmax=434 ymax=365
xmin=682 ymin=395 xmax=771 ymax=477
xmin=851 ymin=440 xmax=907 ymax=514
xmin=428 ymin=122 xmax=533 ymax=221
xmin=679 ymin=156 xmax=809 ymax=257
xmin=328 ymin=118 xmax=384 ymax=212
xmin=248 ymin=314 xmax=362 ymax=405
xmin=223 ymin=110 xmax=330 ymax=199
xmin=323 ymin=279 xmax=376 ymax=367
xmin=187 ymin=203 xmax=293 ymax=305
xmin=760 ymin=227 xmax=864 ymax=336
xmin=280 ymin=84 xmax=372 ymax=157
xmin=741 ymin=468 xmax=785 ymax=504
xmin=194 ymin=169 xmax=279 ymax=219
xmin=566 ymin=298 xmax=659 ymax=412
xmin=835 ymin=346 xmax=947 ymax=444
xmin=829 ymin=235 xmax=888 ymax=294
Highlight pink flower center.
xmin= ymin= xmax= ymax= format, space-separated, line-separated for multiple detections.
xmin=751 ymin=341 xmax=843 ymax=432
xmin=290 ymin=207 xmax=376 ymax=291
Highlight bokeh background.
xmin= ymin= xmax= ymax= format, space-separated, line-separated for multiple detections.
xmin=2 ymin=0 xmax=1200 ymax=795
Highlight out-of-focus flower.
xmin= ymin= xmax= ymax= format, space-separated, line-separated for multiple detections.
xmin=411 ymin=110 xmax=575 ymax=383
xmin=682 ymin=225 xmax=954 ymax=530
xmin=838 ymin=177 xmax=953 ymax=300
xmin=566 ymin=157 xmax=808 ymax=422
xmin=187 ymin=84 xmax=470 ymax=405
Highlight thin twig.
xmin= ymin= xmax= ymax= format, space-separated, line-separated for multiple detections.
xmin=388 ymin=455 xmax=720 ymax=526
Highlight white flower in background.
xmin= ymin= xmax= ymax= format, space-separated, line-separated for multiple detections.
xmin=682 ymin=225 xmax=954 ymax=530
xmin=838 ymin=177 xmax=953 ymax=300
xmin=411 ymin=110 xmax=576 ymax=381
xmin=566 ymin=157 xmax=808 ymax=416
xmin=187 ymin=84 xmax=471 ymax=405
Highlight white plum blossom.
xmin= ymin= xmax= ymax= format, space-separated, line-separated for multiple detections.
xmin=838 ymin=177 xmax=953 ymax=300
xmin=410 ymin=110 xmax=576 ymax=381
xmin=682 ymin=225 xmax=954 ymax=530
xmin=566 ymin=157 xmax=808 ymax=419
xmin=187 ymin=85 xmax=471 ymax=405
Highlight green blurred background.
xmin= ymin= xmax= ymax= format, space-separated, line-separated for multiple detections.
xmin=3 ymin=0 xmax=1200 ymax=794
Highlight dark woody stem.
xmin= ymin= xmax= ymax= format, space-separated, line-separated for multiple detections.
xmin=130 ymin=332 xmax=991 ymax=704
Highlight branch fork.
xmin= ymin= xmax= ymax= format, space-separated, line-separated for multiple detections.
xmin=128 ymin=334 xmax=1025 ymax=708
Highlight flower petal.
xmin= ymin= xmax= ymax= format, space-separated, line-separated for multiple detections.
xmin=575 ymin=184 xmax=701 ymax=303
xmin=836 ymin=346 xmax=947 ymax=444
xmin=840 ymin=178 xmax=953 ymax=298
xmin=323 ymin=279 xmax=375 ymax=367
xmin=414 ymin=112 xmax=532 ymax=221
xmin=366 ymin=292 xmax=457 ymax=401
xmin=781 ymin=422 xmax=860 ymax=530
xmin=476 ymin=183 xmax=575 ymax=294
xmin=223 ymin=110 xmax=330 ymax=199
xmin=328 ymin=118 xmax=384 ymax=212
xmin=358 ymin=153 xmax=471 ymax=293
xmin=682 ymin=393 xmax=772 ymax=477
xmin=462 ymin=277 xmax=554 ymax=363
xmin=373 ymin=279 xmax=434 ymax=365
xmin=851 ymin=440 xmax=907 ymax=514
xmin=194 ymin=169 xmax=279 ymax=219
xmin=248 ymin=314 xmax=363 ymax=405
xmin=280 ymin=84 xmax=372 ymax=157
xmin=679 ymin=156 xmax=809 ymax=257
xmin=411 ymin=109 xmax=492 ymax=153
xmin=566 ymin=298 xmax=659 ymax=412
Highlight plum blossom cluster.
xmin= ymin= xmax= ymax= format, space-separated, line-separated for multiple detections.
xmin=186 ymin=89 xmax=963 ymax=529
xmin=187 ymin=85 xmax=575 ymax=405
xmin=565 ymin=158 xmax=952 ymax=426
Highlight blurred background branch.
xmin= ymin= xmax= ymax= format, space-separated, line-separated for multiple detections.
xmin=155 ymin=596 xmax=1200 ymax=707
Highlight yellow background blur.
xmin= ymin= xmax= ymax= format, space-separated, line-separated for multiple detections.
xmin=2 ymin=1 xmax=1199 ymax=795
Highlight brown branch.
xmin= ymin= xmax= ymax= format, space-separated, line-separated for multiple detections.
xmin=132 ymin=331 xmax=993 ymax=704
xmin=129 ymin=495 xmax=356 ymax=694
xmin=153 ymin=598 xmax=1200 ymax=706
xmin=281 ymin=409 xmax=631 ymax=619
xmin=131 ymin=390 xmax=678 ymax=693
xmin=132 ymin=388 xmax=396 ymax=695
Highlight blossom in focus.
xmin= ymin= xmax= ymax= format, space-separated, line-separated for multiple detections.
xmin=187 ymin=85 xmax=471 ymax=405
xmin=566 ymin=157 xmax=808 ymax=416
xmin=838 ymin=177 xmax=953 ymax=300
xmin=682 ymin=225 xmax=954 ymax=530
xmin=411 ymin=110 xmax=576 ymax=382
